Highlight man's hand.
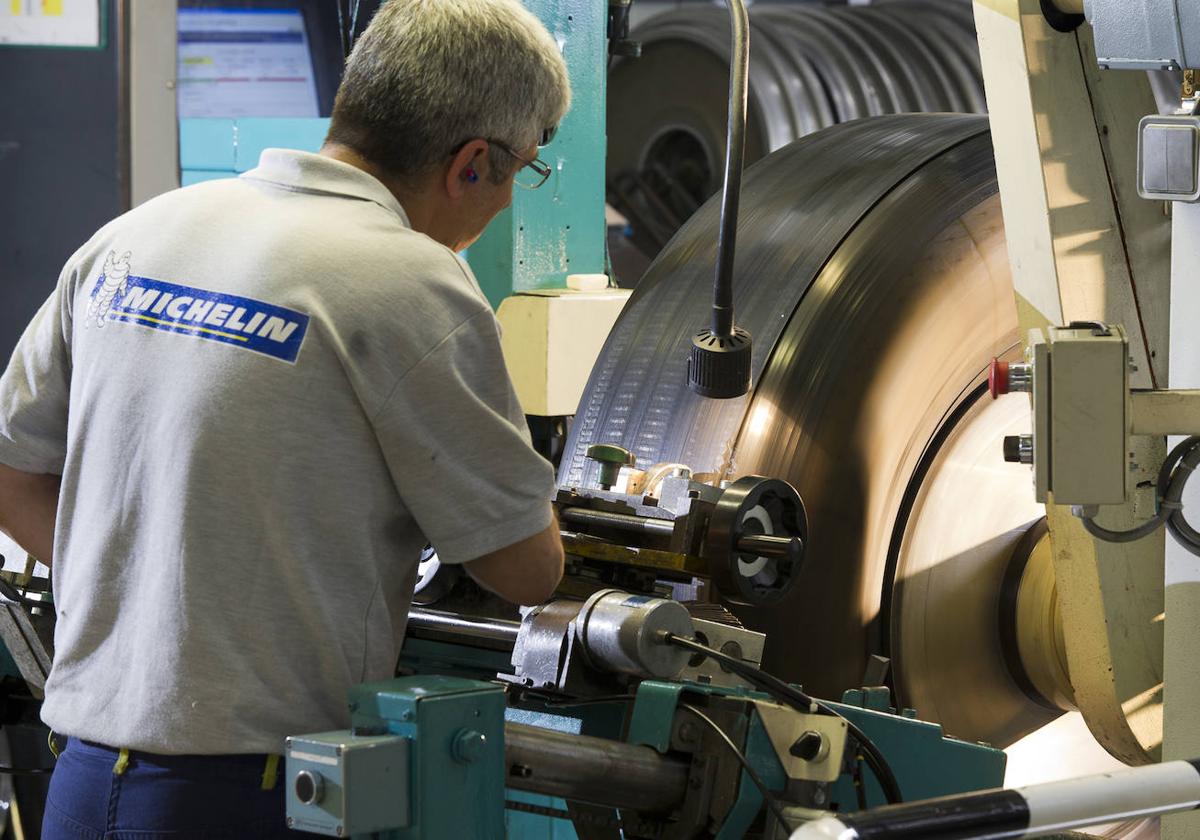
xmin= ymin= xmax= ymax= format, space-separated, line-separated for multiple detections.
xmin=0 ymin=462 xmax=60 ymax=567
xmin=463 ymin=510 xmax=564 ymax=606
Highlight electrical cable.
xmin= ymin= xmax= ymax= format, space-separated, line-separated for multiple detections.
xmin=0 ymin=766 xmax=52 ymax=776
xmin=335 ymin=1 xmax=347 ymax=58
xmin=678 ymin=702 xmax=792 ymax=830
xmin=665 ymin=633 xmax=904 ymax=805
xmin=1072 ymin=435 xmax=1200 ymax=556
xmin=0 ymin=576 xmax=46 ymax=609
xmin=348 ymin=0 xmax=362 ymax=50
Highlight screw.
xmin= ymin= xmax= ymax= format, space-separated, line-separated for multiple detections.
xmin=335 ymin=746 xmax=343 ymax=757
xmin=286 ymin=818 xmax=295 ymax=828
xmin=336 ymin=826 xmax=344 ymax=837
xmin=402 ymin=711 xmax=413 ymax=721
xmin=678 ymin=722 xmax=699 ymax=743
xmin=511 ymin=764 xmax=533 ymax=779
xmin=812 ymin=787 xmax=827 ymax=807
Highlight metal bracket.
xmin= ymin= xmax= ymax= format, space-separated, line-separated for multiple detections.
xmin=752 ymin=700 xmax=847 ymax=783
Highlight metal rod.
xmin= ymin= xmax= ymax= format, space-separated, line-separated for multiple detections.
xmin=559 ymin=507 xmax=677 ymax=537
xmin=736 ymin=533 xmax=803 ymax=560
xmin=505 ymin=722 xmax=690 ymax=813
xmin=711 ymin=0 xmax=750 ymax=338
xmin=406 ymin=608 xmax=520 ymax=648
xmin=560 ymin=507 xmax=800 ymax=559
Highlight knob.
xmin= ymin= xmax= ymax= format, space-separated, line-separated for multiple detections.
xmin=989 ymin=359 xmax=1033 ymax=398
xmin=452 ymin=729 xmax=487 ymax=764
xmin=294 ymin=769 xmax=325 ymax=805
xmin=789 ymin=730 xmax=828 ymax=762
xmin=1003 ymin=435 xmax=1034 ymax=465
xmin=586 ymin=444 xmax=636 ymax=490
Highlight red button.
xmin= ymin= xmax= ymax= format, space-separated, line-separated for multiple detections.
xmin=989 ymin=359 xmax=1009 ymax=399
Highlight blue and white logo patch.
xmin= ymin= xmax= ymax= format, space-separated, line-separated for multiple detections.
xmin=87 ymin=254 xmax=309 ymax=364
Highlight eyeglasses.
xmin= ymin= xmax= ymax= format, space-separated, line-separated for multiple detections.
xmin=492 ymin=141 xmax=553 ymax=190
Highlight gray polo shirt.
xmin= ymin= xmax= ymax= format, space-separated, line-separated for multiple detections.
xmin=0 ymin=149 xmax=555 ymax=754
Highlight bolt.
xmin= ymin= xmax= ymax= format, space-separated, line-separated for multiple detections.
xmin=402 ymin=711 xmax=413 ymax=721
xmin=511 ymin=764 xmax=533 ymax=779
xmin=336 ymin=826 xmax=344 ymax=837
xmin=812 ymin=787 xmax=827 ymax=807
xmin=286 ymin=818 xmax=295 ymax=828
xmin=678 ymin=722 xmax=699 ymax=743
xmin=335 ymin=746 xmax=343 ymax=757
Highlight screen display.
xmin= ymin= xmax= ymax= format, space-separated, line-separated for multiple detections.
xmin=177 ymin=8 xmax=320 ymax=119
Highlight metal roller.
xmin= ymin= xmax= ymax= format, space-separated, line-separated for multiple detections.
xmin=607 ymin=1 xmax=986 ymax=257
xmin=563 ymin=114 xmax=1074 ymax=757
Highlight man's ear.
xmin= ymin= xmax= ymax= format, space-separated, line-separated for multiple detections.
xmin=446 ymin=139 xmax=489 ymax=199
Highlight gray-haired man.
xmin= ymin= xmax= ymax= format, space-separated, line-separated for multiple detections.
xmin=0 ymin=1 xmax=569 ymax=836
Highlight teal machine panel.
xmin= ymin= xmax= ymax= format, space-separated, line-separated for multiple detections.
xmin=179 ymin=117 xmax=331 ymax=184
xmin=465 ymin=0 xmax=609 ymax=309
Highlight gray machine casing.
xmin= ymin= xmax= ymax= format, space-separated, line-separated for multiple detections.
xmin=1087 ymin=0 xmax=1200 ymax=71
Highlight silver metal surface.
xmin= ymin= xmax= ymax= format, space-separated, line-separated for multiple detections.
xmin=504 ymin=721 xmax=690 ymax=813
xmin=1087 ymin=0 xmax=1200 ymax=71
xmin=406 ymin=608 xmax=520 ymax=649
xmin=576 ymin=589 xmax=693 ymax=679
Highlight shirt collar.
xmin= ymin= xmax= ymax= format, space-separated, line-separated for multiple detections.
xmin=240 ymin=148 xmax=412 ymax=227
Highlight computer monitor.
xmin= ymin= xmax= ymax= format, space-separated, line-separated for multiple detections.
xmin=177 ymin=8 xmax=320 ymax=119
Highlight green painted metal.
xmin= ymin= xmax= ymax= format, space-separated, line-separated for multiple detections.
xmin=465 ymin=0 xmax=609 ymax=309
xmin=349 ymin=676 xmax=507 ymax=840
xmin=398 ymin=637 xmax=513 ymax=682
xmin=825 ymin=695 xmax=1006 ymax=810
xmin=715 ymin=712 xmax=788 ymax=840
xmin=626 ymin=680 xmax=689 ymax=753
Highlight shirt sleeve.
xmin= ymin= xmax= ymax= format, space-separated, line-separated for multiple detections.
xmin=371 ymin=308 xmax=556 ymax=565
xmin=0 ymin=275 xmax=74 ymax=475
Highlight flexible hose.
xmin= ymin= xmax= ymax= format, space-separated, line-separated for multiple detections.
xmin=711 ymin=0 xmax=749 ymax=338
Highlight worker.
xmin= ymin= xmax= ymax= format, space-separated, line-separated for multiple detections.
xmin=0 ymin=0 xmax=568 ymax=836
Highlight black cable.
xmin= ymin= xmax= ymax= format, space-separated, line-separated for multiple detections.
xmin=0 ymin=766 xmax=52 ymax=776
xmin=678 ymin=703 xmax=791 ymax=829
xmin=665 ymin=633 xmax=904 ymax=805
xmin=853 ymin=754 xmax=868 ymax=810
xmin=1073 ymin=435 xmax=1200 ymax=555
xmin=335 ymin=1 xmax=347 ymax=58
xmin=0 ymin=576 xmax=45 ymax=609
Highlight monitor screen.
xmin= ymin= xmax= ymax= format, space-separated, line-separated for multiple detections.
xmin=177 ymin=8 xmax=320 ymax=119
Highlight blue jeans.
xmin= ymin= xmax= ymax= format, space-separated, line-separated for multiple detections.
xmin=43 ymin=738 xmax=321 ymax=839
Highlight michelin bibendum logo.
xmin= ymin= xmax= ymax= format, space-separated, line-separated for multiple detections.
xmin=86 ymin=251 xmax=309 ymax=364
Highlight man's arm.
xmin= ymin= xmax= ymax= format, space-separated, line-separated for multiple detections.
xmin=463 ymin=509 xmax=564 ymax=606
xmin=0 ymin=463 xmax=60 ymax=567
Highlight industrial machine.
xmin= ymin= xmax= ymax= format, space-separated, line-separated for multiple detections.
xmin=6 ymin=0 xmax=1200 ymax=838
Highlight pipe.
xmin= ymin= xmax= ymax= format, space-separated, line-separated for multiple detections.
xmin=712 ymin=0 xmax=750 ymax=338
xmin=559 ymin=507 xmax=676 ymax=537
xmin=790 ymin=759 xmax=1200 ymax=839
xmin=505 ymin=722 xmax=691 ymax=813
xmin=406 ymin=608 xmax=520 ymax=649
